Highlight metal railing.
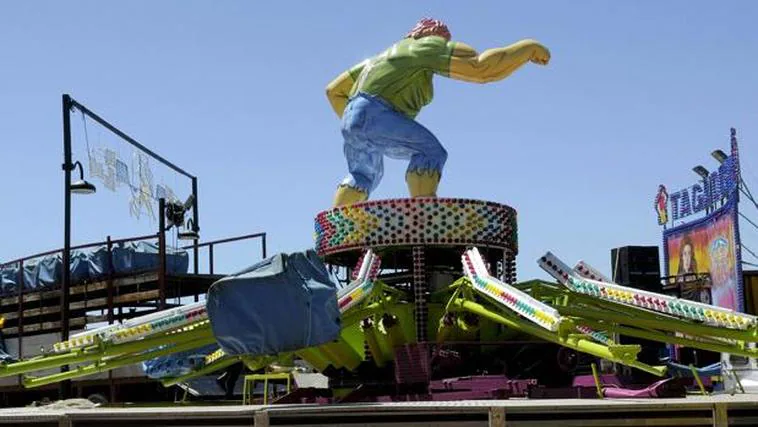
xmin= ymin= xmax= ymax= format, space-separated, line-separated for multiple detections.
xmin=0 ymin=233 xmax=156 ymax=271
xmin=182 ymin=232 xmax=267 ymax=275
xmin=0 ymin=231 xmax=266 ymax=350
xmin=0 ymin=394 xmax=756 ymax=426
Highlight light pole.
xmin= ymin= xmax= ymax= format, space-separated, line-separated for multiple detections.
xmin=60 ymin=94 xmax=200 ymax=397
xmin=61 ymin=94 xmax=98 ymax=399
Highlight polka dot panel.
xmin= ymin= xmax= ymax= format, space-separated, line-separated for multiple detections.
xmin=314 ymin=198 xmax=517 ymax=256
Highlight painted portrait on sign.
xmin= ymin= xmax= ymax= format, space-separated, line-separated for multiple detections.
xmin=665 ymin=203 xmax=741 ymax=311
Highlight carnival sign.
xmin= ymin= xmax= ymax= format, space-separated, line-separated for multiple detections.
xmin=655 ymin=129 xmax=740 ymax=226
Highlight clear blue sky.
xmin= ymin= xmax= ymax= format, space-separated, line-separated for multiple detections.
xmin=1 ymin=1 xmax=757 ymax=281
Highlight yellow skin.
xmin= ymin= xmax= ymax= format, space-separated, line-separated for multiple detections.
xmin=328 ymin=39 xmax=550 ymax=206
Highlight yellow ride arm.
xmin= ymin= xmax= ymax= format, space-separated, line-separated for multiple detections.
xmin=448 ymin=39 xmax=550 ymax=84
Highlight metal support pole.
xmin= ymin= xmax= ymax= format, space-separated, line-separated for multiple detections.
xmin=192 ymin=175 xmax=199 ymax=298
xmin=106 ymin=236 xmax=114 ymax=324
xmin=16 ymin=260 xmax=24 ymax=382
xmin=193 ymin=237 xmax=199 ymax=302
xmin=191 ymin=177 xmax=199 ymax=232
xmin=61 ymin=94 xmax=72 ymax=342
xmin=191 ymin=176 xmax=200 ymax=303
xmin=158 ymin=198 xmax=167 ymax=310
xmin=412 ymin=246 xmax=427 ymax=342
xmin=507 ymin=250 xmax=517 ymax=285
xmin=261 ymin=233 xmax=267 ymax=259
xmin=60 ymin=94 xmax=73 ymax=399
xmin=209 ymin=244 xmax=214 ymax=275
xmin=193 ymin=243 xmax=199 ymax=275
xmin=107 ymin=235 xmax=115 ymax=401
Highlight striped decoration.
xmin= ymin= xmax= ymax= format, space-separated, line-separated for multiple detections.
xmin=538 ymin=252 xmax=757 ymax=330
xmin=463 ymin=248 xmax=560 ymax=331
xmin=53 ymin=301 xmax=209 ymax=352
xmin=576 ymin=324 xmax=613 ymax=345
xmin=337 ymin=250 xmax=382 ymax=313
xmin=204 ymin=348 xmax=226 ymax=365
xmin=314 ymin=198 xmax=517 ymax=257
xmin=574 ymin=261 xmax=612 ymax=283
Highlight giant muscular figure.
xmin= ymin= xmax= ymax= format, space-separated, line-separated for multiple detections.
xmin=327 ymin=18 xmax=550 ymax=206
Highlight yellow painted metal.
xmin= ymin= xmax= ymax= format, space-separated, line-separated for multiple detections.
xmin=243 ymin=372 xmax=292 ymax=405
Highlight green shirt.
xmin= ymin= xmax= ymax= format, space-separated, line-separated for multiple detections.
xmin=348 ymin=36 xmax=456 ymax=119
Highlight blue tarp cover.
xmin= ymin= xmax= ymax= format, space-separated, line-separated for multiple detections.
xmin=206 ymin=250 xmax=341 ymax=357
xmin=142 ymin=344 xmax=218 ymax=379
xmin=0 ymin=241 xmax=188 ymax=295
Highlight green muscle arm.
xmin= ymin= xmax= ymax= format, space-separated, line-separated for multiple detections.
xmin=448 ymin=39 xmax=550 ymax=84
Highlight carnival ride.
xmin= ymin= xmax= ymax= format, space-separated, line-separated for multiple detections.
xmin=0 ymin=16 xmax=751 ymax=407
xmin=0 ymin=197 xmax=754 ymax=402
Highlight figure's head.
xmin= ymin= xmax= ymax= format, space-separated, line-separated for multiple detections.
xmin=406 ymin=18 xmax=451 ymax=41
xmin=679 ymin=236 xmax=696 ymax=273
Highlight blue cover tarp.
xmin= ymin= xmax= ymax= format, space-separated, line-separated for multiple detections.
xmin=0 ymin=242 xmax=189 ymax=295
xmin=142 ymin=344 xmax=218 ymax=379
xmin=207 ymin=250 xmax=341 ymax=357
xmin=111 ymin=241 xmax=188 ymax=275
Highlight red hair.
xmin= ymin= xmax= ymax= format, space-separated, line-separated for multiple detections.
xmin=406 ymin=18 xmax=451 ymax=41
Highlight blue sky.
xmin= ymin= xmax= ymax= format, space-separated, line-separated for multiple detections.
xmin=1 ymin=1 xmax=757 ymax=281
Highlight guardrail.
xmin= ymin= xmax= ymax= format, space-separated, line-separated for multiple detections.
xmin=182 ymin=232 xmax=267 ymax=275
xmin=0 ymin=231 xmax=266 ymax=351
xmin=0 ymin=395 xmax=755 ymax=426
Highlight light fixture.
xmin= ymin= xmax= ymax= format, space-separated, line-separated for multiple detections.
xmin=692 ymin=165 xmax=710 ymax=179
xmin=178 ymin=218 xmax=199 ymax=240
xmin=69 ymin=161 xmax=96 ymax=194
xmin=711 ymin=149 xmax=728 ymax=164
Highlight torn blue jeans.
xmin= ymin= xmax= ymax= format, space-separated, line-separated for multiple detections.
xmin=339 ymin=93 xmax=448 ymax=194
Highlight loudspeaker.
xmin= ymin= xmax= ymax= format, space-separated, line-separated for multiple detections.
xmin=610 ymin=246 xmax=665 ymax=382
xmin=610 ymin=246 xmax=661 ymax=291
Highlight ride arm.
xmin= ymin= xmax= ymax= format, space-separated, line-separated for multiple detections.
xmin=326 ymin=60 xmax=366 ymax=118
xmin=447 ymin=39 xmax=550 ymax=84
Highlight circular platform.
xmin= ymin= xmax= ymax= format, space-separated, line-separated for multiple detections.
xmin=314 ymin=197 xmax=517 ymax=265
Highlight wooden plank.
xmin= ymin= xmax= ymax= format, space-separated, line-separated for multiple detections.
xmin=70 ymin=297 xmax=108 ymax=311
xmin=3 ymin=290 xmax=162 ymax=324
xmin=2 ymin=305 xmax=61 ymax=321
xmin=116 ymin=290 xmax=160 ymax=305
xmin=0 ymin=273 xmax=159 ymax=309
xmin=5 ymin=318 xmax=86 ymax=336
xmin=87 ymin=314 xmax=108 ymax=324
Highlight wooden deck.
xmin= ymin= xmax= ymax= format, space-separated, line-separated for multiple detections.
xmin=0 ymin=394 xmax=755 ymax=426
xmin=0 ymin=272 xmax=222 ymax=338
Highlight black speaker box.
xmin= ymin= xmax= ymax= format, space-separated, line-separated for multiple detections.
xmin=610 ymin=246 xmax=666 ymax=382
xmin=611 ymin=246 xmax=661 ymax=291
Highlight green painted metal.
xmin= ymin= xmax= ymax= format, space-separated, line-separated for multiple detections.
xmin=296 ymin=347 xmax=331 ymax=372
xmin=555 ymin=291 xmax=758 ymax=342
xmin=0 ymin=323 xmax=213 ymax=378
xmin=590 ymin=363 xmax=604 ymax=399
xmin=8 ymin=265 xmax=758 ymax=391
xmin=322 ymin=339 xmax=362 ymax=371
xmin=362 ymin=320 xmax=387 ymax=367
xmin=575 ymin=316 xmax=758 ymax=359
xmin=160 ymin=356 xmax=240 ymax=387
xmin=160 ymin=353 xmax=281 ymax=388
xmin=450 ymin=298 xmax=667 ymax=376
xmin=23 ymin=335 xmax=217 ymax=388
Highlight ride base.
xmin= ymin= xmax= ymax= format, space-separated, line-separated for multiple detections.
xmin=1 ymin=197 xmax=758 ymax=405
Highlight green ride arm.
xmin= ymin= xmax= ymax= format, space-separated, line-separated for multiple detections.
xmin=23 ymin=334 xmax=217 ymax=389
xmin=0 ymin=323 xmax=214 ymax=378
xmin=451 ymin=298 xmax=666 ymax=377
